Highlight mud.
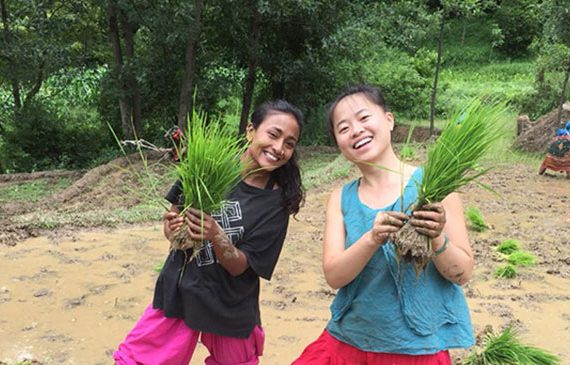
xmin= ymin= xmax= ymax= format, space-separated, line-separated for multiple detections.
xmin=1 ymin=154 xmax=569 ymax=364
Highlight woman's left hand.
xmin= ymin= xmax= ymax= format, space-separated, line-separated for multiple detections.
xmin=185 ymin=207 xmax=224 ymax=242
xmin=410 ymin=203 xmax=446 ymax=238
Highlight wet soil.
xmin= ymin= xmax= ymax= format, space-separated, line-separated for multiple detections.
xmin=1 ymin=153 xmax=569 ymax=364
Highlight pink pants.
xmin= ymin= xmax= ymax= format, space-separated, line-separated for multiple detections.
xmin=114 ymin=305 xmax=264 ymax=365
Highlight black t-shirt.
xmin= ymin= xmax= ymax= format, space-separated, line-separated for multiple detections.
xmin=153 ymin=180 xmax=289 ymax=338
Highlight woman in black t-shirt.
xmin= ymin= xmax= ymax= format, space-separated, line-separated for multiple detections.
xmin=114 ymin=100 xmax=304 ymax=365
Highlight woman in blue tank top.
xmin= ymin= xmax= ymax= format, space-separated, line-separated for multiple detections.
xmin=293 ymin=85 xmax=474 ymax=365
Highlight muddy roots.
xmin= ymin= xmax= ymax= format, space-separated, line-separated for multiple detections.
xmin=170 ymin=223 xmax=203 ymax=258
xmin=392 ymin=222 xmax=432 ymax=275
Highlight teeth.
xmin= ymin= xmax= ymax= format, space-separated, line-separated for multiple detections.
xmin=265 ymin=151 xmax=279 ymax=161
xmin=354 ymin=137 xmax=372 ymax=149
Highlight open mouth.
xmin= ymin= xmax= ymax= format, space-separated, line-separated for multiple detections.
xmin=353 ymin=136 xmax=372 ymax=150
xmin=263 ymin=151 xmax=280 ymax=162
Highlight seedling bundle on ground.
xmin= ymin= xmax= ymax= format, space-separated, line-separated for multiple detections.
xmin=494 ymin=239 xmax=537 ymax=279
xmin=393 ymin=99 xmax=507 ymax=274
xmin=463 ymin=326 xmax=560 ymax=365
xmin=466 ymin=205 xmax=489 ymax=232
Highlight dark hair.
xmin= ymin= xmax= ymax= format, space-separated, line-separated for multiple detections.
xmin=326 ymin=84 xmax=389 ymax=145
xmin=250 ymin=100 xmax=305 ymax=215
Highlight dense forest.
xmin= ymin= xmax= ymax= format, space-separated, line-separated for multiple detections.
xmin=0 ymin=0 xmax=569 ymax=173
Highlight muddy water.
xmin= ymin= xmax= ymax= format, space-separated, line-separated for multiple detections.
xmin=2 ymin=169 xmax=570 ymax=364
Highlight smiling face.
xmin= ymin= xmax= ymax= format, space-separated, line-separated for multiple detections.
xmin=245 ymin=111 xmax=300 ymax=172
xmin=331 ymin=93 xmax=394 ymax=163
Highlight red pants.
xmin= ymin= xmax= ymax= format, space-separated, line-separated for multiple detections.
xmin=292 ymin=330 xmax=451 ymax=365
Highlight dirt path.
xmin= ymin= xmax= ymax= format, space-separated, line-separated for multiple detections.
xmin=1 ymin=162 xmax=569 ymax=364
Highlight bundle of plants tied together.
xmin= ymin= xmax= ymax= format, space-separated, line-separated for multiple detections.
xmin=393 ymin=99 xmax=506 ymax=274
xmin=170 ymin=110 xmax=247 ymax=257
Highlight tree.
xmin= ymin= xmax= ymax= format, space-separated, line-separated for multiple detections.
xmin=541 ymin=0 xmax=570 ymax=124
xmin=427 ymin=0 xmax=486 ymax=135
xmin=176 ymin=0 xmax=204 ymax=132
xmin=106 ymin=0 xmax=142 ymax=139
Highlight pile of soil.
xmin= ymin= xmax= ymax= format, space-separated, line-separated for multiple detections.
xmin=0 ymin=151 xmax=170 ymax=246
xmin=513 ymin=102 xmax=570 ymax=153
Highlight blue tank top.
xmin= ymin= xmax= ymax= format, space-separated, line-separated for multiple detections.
xmin=326 ymin=168 xmax=474 ymax=354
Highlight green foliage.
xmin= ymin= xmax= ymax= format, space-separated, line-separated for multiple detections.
xmin=496 ymin=239 xmax=521 ymax=255
xmin=495 ymin=264 xmax=518 ymax=279
xmin=507 ymin=251 xmax=537 ymax=267
xmin=494 ymin=0 xmax=542 ymax=57
xmin=177 ymin=110 xmax=247 ymax=213
xmin=0 ymin=178 xmax=71 ymax=204
xmin=2 ymin=100 xmax=112 ymax=172
xmin=417 ymin=99 xmax=506 ymax=207
xmin=463 ymin=327 xmax=560 ymax=365
xmin=466 ymin=206 xmax=488 ymax=232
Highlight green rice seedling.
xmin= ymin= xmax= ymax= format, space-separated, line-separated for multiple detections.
xmin=393 ymin=98 xmax=507 ymax=274
xmin=400 ymin=123 xmax=418 ymax=161
xmin=507 ymin=251 xmax=536 ymax=267
xmin=463 ymin=327 xmax=560 ymax=365
xmin=495 ymin=264 xmax=517 ymax=279
xmin=170 ymin=109 xmax=247 ymax=255
xmin=496 ymin=239 xmax=521 ymax=255
xmin=466 ymin=205 xmax=488 ymax=232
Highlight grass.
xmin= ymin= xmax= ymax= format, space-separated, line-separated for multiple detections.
xmin=495 ymin=264 xmax=517 ymax=279
xmin=303 ymin=153 xmax=353 ymax=190
xmin=507 ymin=251 xmax=536 ymax=267
xmin=496 ymin=239 xmax=521 ymax=255
xmin=13 ymin=204 xmax=164 ymax=229
xmin=463 ymin=327 xmax=560 ymax=365
xmin=466 ymin=206 xmax=488 ymax=232
xmin=0 ymin=177 xmax=72 ymax=204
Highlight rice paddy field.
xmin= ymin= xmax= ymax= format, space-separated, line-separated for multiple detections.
xmin=0 ymin=145 xmax=569 ymax=364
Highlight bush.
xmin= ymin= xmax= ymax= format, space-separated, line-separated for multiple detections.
xmin=3 ymin=101 xmax=112 ymax=172
xmin=494 ymin=0 xmax=541 ymax=57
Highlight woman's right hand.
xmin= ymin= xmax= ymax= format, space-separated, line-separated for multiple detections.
xmin=371 ymin=211 xmax=408 ymax=246
xmin=163 ymin=208 xmax=183 ymax=241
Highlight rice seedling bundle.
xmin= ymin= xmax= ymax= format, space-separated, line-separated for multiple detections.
xmin=495 ymin=264 xmax=517 ymax=279
xmin=496 ymin=239 xmax=521 ymax=255
xmin=393 ymin=99 xmax=506 ymax=274
xmin=170 ymin=110 xmax=247 ymax=254
xmin=466 ymin=205 xmax=489 ymax=232
xmin=463 ymin=327 xmax=560 ymax=365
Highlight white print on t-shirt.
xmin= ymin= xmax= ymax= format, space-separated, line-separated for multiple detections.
xmin=196 ymin=200 xmax=245 ymax=267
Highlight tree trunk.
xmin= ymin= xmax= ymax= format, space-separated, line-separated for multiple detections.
xmin=0 ymin=0 xmax=21 ymax=111
xmin=177 ymin=0 xmax=205 ymax=132
xmin=121 ymin=10 xmax=142 ymax=138
xmin=429 ymin=16 xmax=445 ymax=136
xmin=556 ymin=57 xmax=570 ymax=125
xmin=108 ymin=2 xmax=133 ymax=139
xmin=239 ymin=7 xmax=261 ymax=135
xmin=22 ymin=60 xmax=45 ymax=107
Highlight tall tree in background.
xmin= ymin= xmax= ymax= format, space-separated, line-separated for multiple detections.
xmin=107 ymin=0 xmax=142 ymax=139
xmin=0 ymin=0 xmax=99 ymax=126
xmin=541 ymin=0 xmax=570 ymax=124
xmin=176 ymin=0 xmax=204 ymax=132
xmin=427 ymin=0 xmax=485 ymax=135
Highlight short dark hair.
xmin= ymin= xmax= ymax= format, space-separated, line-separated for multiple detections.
xmin=250 ymin=100 xmax=305 ymax=215
xmin=326 ymin=84 xmax=389 ymax=144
